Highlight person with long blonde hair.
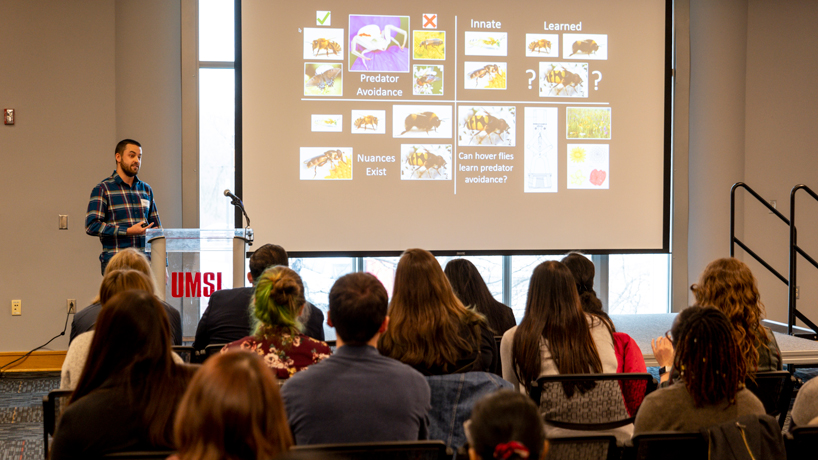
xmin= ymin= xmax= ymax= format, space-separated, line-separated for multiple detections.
xmin=172 ymin=351 xmax=293 ymax=460
xmin=690 ymin=258 xmax=781 ymax=373
xmin=223 ymin=266 xmax=331 ymax=380
xmin=378 ymin=248 xmax=496 ymax=375
xmin=70 ymin=247 xmax=182 ymax=344
xmin=61 ymin=269 xmax=184 ymax=390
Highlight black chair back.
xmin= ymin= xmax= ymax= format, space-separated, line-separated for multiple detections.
xmin=529 ymin=373 xmax=655 ymax=430
xmin=203 ymin=343 xmax=227 ymax=358
xmin=744 ymin=370 xmax=795 ymax=427
xmin=627 ymin=432 xmax=707 ymax=460
xmin=292 ymin=440 xmax=449 ymax=460
xmin=786 ymin=425 xmax=818 ymax=459
xmin=42 ymin=389 xmax=73 ymax=459
xmin=548 ymin=435 xmax=619 ymax=460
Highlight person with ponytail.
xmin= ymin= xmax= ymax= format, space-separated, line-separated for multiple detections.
xmin=464 ymin=390 xmax=548 ymax=460
xmin=560 ymin=252 xmax=614 ymax=332
xmin=223 ymin=266 xmax=331 ymax=380
xmin=634 ymin=306 xmax=765 ymax=433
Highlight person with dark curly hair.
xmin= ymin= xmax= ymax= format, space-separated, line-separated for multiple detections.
xmin=634 ymin=306 xmax=765 ymax=433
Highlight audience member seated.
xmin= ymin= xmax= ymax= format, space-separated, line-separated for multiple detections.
xmin=282 ymin=272 xmax=430 ymax=445
xmin=444 ymin=258 xmax=517 ymax=336
xmin=61 ymin=269 xmax=184 ymax=390
xmin=501 ymin=261 xmax=623 ymax=439
xmin=223 ymin=266 xmax=331 ymax=379
xmin=379 ymin=248 xmax=497 ymax=375
xmin=691 ymin=258 xmax=782 ymax=373
xmin=634 ymin=306 xmax=765 ymax=434
xmin=69 ymin=248 xmax=182 ymax=345
xmin=464 ymin=390 xmax=548 ymax=460
xmin=790 ymin=375 xmax=818 ymax=429
xmin=501 ymin=260 xmax=617 ymax=389
xmin=193 ymin=243 xmax=325 ymax=352
xmin=50 ymin=290 xmax=194 ymax=459
xmin=561 ymin=252 xmax=646 ymax=415
xmin=171 ymin=351 xmax=293 ymax=460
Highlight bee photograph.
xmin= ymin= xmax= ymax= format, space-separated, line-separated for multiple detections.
xmin=392 ymin=105 xmax=453 ymax=139
xmin=566 ymin=107 xmax=611 ymax=139
xmin=351 ymin=110 xmax=385 ymax=134
xmin=304 ymin=63 xmax=343 ymax=96
xmin=310 ymin=114 xmax=343 ymax=133
xmin=413 ymin=31 xmax=445 ymax=60
xmin=464 ymin=62 xmax=506 ymax=89
xmin=566 ymin=144 xmax=609 ymax=189
xmin=400 ymin=144 xmax=452 ymax=180
xmin=562 ymin=34 xmax=608 ymax=60
xmin=464 ymin=31 xmax=507 ymax=56
xmin=458 ymin=106 xmax=516 ymax=147
xmin=300 ymin=147 xmax=353 ymax=180
xmin=525 ymin=33 xmax=559 ymax=58
xmin=303 ymin=28 xmax=344 ymax=60
xmin=349 ymin=15 xmax=410 ymax=72
xmin=413 ymin=65 xmax=443 ymax=96
xmin=539 ymin=62 xmax=588 ymax=97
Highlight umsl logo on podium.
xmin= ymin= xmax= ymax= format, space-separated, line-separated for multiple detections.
xmin=170 ymin=272 xmax=223 ymax=298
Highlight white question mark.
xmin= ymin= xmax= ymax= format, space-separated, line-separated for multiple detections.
xmin=503 ymin=175 xmax=508 ymax=183
xmin=526 ymin=69 xmax=536 ymax=89
xmin=593 ymin=71 xmax=602 ymax=90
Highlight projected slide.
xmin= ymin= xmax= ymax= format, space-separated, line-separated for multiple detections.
xmin=242 ymin=0 xmax=670 ymax=253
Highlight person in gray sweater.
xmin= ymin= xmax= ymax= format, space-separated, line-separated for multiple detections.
xmin=634 ymin=306 xmax=765 ymax=434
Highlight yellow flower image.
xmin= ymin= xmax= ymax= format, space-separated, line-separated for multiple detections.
xmin=326 ymin=156 xmax=352 ymax=179
xmin=570 ymin=169 xmax=585 ymax=185
xmin=569 ymin=146 xmax=587 ymax=163
xmin=487 ymin=71 xmax=507 ymax=89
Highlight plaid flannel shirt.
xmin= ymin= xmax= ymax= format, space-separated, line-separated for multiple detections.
xmin=85 ymin=171 xmax=162 ymax=263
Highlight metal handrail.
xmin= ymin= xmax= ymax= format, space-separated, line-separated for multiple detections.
xmin=730 ymin=182 xmax=790 ymax=285
xmin=788 ymin=185 xmax=818 ymax=335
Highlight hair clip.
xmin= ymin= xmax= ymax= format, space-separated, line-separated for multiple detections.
xmin=494 ymin=441 xmax=529 ymax=460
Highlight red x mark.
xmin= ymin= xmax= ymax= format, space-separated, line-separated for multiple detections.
xmin=423 ymin=14 xmax=436 ymax=28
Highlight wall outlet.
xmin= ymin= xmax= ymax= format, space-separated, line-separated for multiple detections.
xmin=67 ymin=299 xmax=77 ymax=314
xmin=11 ymin=299 xmax=21 ymax=316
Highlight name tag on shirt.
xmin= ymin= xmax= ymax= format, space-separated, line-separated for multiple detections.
xmin=141 ymin=198 xmax=150 ymax=214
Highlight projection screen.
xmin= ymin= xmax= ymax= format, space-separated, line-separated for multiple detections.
xmin=239 ymin=0 xmax=671 ymax=255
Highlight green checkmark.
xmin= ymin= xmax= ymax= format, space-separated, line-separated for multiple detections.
xmin=317 ymin=11 xmax=330 ymax=25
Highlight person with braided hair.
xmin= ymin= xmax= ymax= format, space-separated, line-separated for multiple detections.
xmin=464 ymin=390 xmax=548 ymax=460
xmin=223 ymin=266 xmax=331 ymax=380
xmin=633 ymin=306 xmax=765 ymax=434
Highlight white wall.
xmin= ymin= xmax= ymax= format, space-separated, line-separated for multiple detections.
xmin=0 ymin=0 xmax=182 ymax=352
xmin=743 ymin=0 xmax=818 ymax=324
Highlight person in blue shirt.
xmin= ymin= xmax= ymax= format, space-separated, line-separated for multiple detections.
xmin=281 ymin=272 xmax=431 ymax=445
xmin=86 ymin=139 xmax=161 ymax=275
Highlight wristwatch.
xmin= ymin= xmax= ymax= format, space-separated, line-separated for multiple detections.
xmin=659 ymin=366 xmax=670 ymax=375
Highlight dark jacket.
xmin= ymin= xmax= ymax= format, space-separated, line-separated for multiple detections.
xmin=701 ymin=414 xmax=786 ymax=459
xmin=70 ymin=300 xmax=183 ymax=345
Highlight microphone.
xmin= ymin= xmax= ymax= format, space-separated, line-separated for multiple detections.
xmin=224 ymin=189 xmax=243 ymax=207
xmin=224 ymin=189 xmax=251 ymax=228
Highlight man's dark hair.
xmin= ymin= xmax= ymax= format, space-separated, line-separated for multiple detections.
xmin=249 ymin=244 xmax=288 ymax=281
xmin=115 ymin=139 xmax=142 ymax=155
xmin=329 ymin=272 xmax=388 ymax=346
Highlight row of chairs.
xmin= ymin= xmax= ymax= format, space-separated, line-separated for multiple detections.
xmin=36 ymin=428 xmax=818 ymax=460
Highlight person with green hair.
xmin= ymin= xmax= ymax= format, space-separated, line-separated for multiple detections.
xmin=223 ymin=266 xmax=331 ymax=380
